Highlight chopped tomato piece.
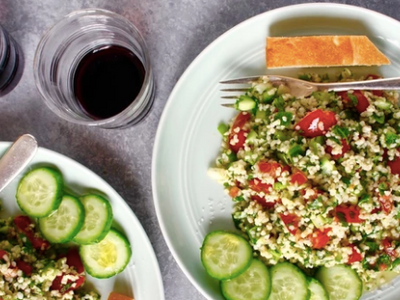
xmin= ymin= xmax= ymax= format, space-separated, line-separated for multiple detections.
xmin=281 ymin=165 xmax=291 ymax=173
xmin=326 ymin=139 xmax=350 ymax=159
xmin=372 ymin=90 xmax=384 ymax=97
xmin=388 ymin=156 xmax=400 ymax=176
xmin=379 ymin=195 xmax=393 ymax=215
xmin=335 ymin=205 xmax=363 ymax=223
xmin=367 ymin=74 xmax=384 ymax=96
xmin=338 ymin=90 xmax=370 ymax=113
xmin=371 ymin=207 xmax=381 ymax=214
xmin=249 ymin=179 xmax=272 ymax=194
xmin=0 ymin=250 xmax=8 ymax=259
xmin=258 ymin=161 xmax=282 ymax=177
xmin=366 ymin=74 xmax=381 ymax=80
xmin=232 ymin=112 xmax=251 ymax=130
xmin=348 ymin=245 xmax=363 ymax=263
xmin=16 ymin=260 xmax=33 ymax=276
xmin=382 ymin=238 xmax=397 ymax=260
xmin=251 ymin=195 xmax=276 ymax=209
xmin=229 ymin=129 xmax=248 ymax=153
xmin=13 ymin=215 xmax=32 ymax=232
xmin=228 ymin=112 xmax=251 ymax=153
xmin=337 ymin=91 xmax=351 ymax=107
xmin=280 ymin=213 xmax=299 ymax=235
xmin=296 ymin=109 xmax=337 ymax=138
xmin=353 ymin=90 xmax=370 ymax=113
xmin=64 ymin=248 xmax=85 ymax=274
xmin=51 ymin=248 xmax=86 ymax=293
xmin=108 ymin=292 xmax=134 ymax=300
xmin=311 ymin=228 xmax=331 ymax=249
xmin=229 ymin=186 xmax=241 ymax=198
xmin=14 ymin=216 xmax=50 ymax=251
xmin=379 ymin=263 xmax=388 ymax=271
xmin=290 ymin=170 xmax=307 ymax=185
xmin=51 ymin=274 xmax=85 ymax=293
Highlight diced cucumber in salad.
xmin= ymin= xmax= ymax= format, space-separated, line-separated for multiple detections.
xmin=207 ymin=70 xmax=400 ymax=299
xmin=14 ymin=166 xmax=132 ymax=281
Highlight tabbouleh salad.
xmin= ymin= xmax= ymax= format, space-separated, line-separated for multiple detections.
xmin=209 ymin=69 xmax=400 ymax=291
xmin=0 ymin=202 xmax=99 ymax=300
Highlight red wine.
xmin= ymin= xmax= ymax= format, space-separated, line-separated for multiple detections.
xmin=73 ymin=45 xmax=145 ymax=119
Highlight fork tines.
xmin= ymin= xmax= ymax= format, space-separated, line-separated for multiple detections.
xmin=220 ymin=88 xmax=248 ymax=100
xmin=219 ymin=76 xmax=261 ymax=84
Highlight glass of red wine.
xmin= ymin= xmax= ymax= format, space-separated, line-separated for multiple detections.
xmin=0 ymin=25 xmax=23 ymax=97
xmin=33 ymin=9 xmax=154 ymax=128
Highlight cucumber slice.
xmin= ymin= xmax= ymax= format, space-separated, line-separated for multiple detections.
xmin=38 ymin=194 xmax=84 ymax=243
xmin=201 ymin=231 xmax=252 ymax=280
xmin=80 ymin=228 xmax=131 ymax=278
xmin=309 ymin=278 xmax=328 ymax=300
xmin=269 ymin=262 xmax=309 ymax=300
xmin=16 ymin=167 xmax=64 ymax=218
xmin=73 ymin=194 xmax=113 ymax=245
xmin=315 ymin=265 xmax=362 ymax=300
xmin=221 ymin=259 xmax=271 ymax=300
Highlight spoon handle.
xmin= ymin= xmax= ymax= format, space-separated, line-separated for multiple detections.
xmin=0 ymin=134 xmax=38 ymax=193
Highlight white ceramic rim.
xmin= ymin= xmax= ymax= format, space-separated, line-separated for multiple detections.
xmin=0 ymin=142 xmax=165 ymax=300
xmin=152 ymin=2 xmax=400 ymax=299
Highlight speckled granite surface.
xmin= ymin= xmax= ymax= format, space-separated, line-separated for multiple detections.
xmin=0 ymin=0 xmax=399 ymax=299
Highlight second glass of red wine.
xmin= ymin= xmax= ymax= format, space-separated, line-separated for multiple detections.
xmin=33 ymin=9 xmax=154 ymax=128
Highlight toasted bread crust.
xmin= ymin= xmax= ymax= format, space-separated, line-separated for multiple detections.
xmin=266 ymin=36 xmax=390 ymax=68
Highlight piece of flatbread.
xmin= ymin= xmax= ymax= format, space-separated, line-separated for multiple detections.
xmin=266 ymin=36 xmax=390 ymax=68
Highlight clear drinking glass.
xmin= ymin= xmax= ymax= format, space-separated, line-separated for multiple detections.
xmin=0 ymin=25 xmax=23 ymax=96
xmin=33 ymin=9 xmax=155 ymax=128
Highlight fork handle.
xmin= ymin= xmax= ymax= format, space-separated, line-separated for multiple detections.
xmin=316 ymin=77 xmax=400 ymax=92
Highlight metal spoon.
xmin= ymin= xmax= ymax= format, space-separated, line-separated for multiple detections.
xmin=0 ymin=134 xmax=38 ymax=193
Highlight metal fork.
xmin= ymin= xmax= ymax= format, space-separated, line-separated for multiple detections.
xmin=220 ymin=75 xmax=400 ymax=106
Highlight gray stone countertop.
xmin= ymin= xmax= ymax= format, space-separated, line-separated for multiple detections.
xmin=0 ymin=0 xmax=400 ymax=299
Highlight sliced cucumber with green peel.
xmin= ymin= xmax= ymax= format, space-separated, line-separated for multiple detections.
xmin=309 ymin=278 xmax=328 ymax=300
xmin=80 ymin=228 xmax=131 ymax=278
xmin=73 ymin=194 xmax=113 ymax=245
xmin=316 ymin=265 xmax=362 ymax=300
xmin=201 ymin=231 xmax=252 ymax=280
xmin=221 ymin=259 xmax=271 ymax=300
xmin=16 ymin=167 xmax=63 ymax=217
xmin=269 ymin=262 xmax=309 ymax=300
xmin=38 ymin=194 xmax=84 ymax=243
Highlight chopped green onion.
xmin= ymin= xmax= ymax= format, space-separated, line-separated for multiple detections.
xmin=289 ymin=144 xmax=305 ymax=157
xmin=274 ymin=131 xmax=290 ymax=141
xmin=332 ymin=125 xmax=350 ymax=138
xmin=217 ymin=123 xmax=229 ymax=135
xmin=385 ymin=132 xmax=399 ymax=145
xmin=233 ymin=196 xmax=245 ymax=202
xmin=298 ymin=74 xmax=312 ymax=81
xmin=358 ymin=194 xmax=371 ymax=207
xmin=255 ymin=110 xmax=267 ymax=120
xmin=365 ymin=240 xmax=378 ymax=253
xmin=272 ymin=96 xmax=285 ymax=112
xmin=246 ymin=130 xmax=258 ymax=143
xmin=274 ymin=112 xmax=293 ymax=127
xmin=273 ymin=182 xmax=286 ymax=191
xmin=262 ymin=88 xmax=276 ymax=103
xmin=348 ymin=94 xmax=358 ymax=106
xmin=372 ymin=113 xmax=385 ymax=124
